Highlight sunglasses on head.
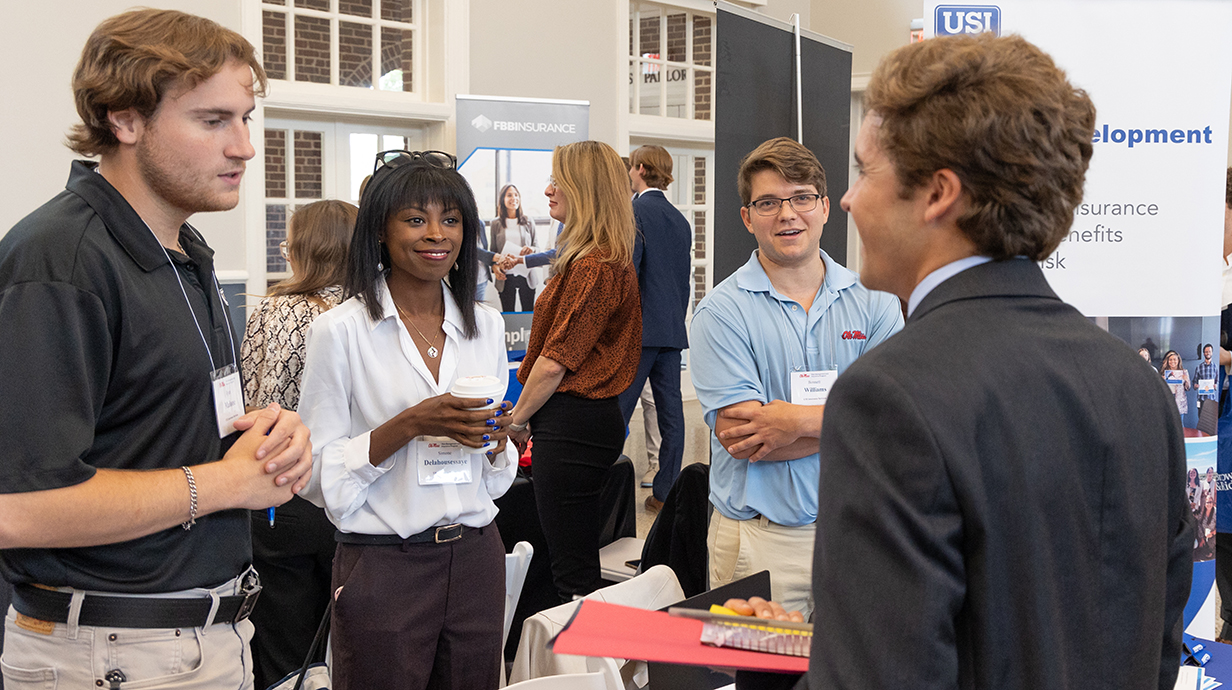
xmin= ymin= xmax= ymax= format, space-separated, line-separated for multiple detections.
xmin=373 ymin=150 xmax=458 ymax=175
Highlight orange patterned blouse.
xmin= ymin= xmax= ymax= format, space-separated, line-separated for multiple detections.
xmin=518 ymin=252 xmax=641 ymax=399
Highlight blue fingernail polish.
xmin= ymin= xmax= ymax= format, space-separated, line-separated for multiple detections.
xmin=495 ymin=410 xmax=503 ymax=416
xmin=483 ymin=434 xmax=490 ymax=441
xmin=486 ymin=419 xmax=495 ymax=426
xmin=486 ymin=398 xmax=494 ymax=404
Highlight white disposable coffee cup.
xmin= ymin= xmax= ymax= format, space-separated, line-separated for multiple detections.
xmin=450 ymin=374 xmax=507 ymax=454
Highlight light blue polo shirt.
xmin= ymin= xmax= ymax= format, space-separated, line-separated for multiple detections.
xmin=690 ymin=250 xmax=903 ymax=526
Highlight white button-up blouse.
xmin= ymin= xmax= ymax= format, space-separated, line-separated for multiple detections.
xmin=297 ymin=278 xmax=516 ymax=538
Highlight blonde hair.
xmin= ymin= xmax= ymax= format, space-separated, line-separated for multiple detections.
xmin=551 ymin=141 xmax=635 ymax=273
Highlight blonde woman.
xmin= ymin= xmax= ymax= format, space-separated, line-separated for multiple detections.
xmin=507 ymin=141 xmax=642 ymax=602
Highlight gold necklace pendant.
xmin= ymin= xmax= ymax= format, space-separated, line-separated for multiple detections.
xmin=395 ymin=301 xmax=442 ymax=359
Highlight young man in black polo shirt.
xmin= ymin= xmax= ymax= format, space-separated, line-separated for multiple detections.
xmin=0 ymin=10 xmax=313 ymax=688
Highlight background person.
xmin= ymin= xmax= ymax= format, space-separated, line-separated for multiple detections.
xmin=239 ymin=199 xmax=357 ymax=689
xmin=506 ymin=140 xmax=641 ymax=602
xmin=1161 ymin=349 xmax=1192 ymax=425
xmin=298 ymin=152 xmax=516 ymax=690
xmin=489 ymin=184 xmax=538 ymax=312
xmin=619 ymin=144 xmax=692 ymax=511
xmin=0 ymin=10 xmax=312 ymax=688
xmin=1195 ymin=343 xmax=1218 ymax=419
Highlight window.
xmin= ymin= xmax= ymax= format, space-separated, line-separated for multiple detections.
xmin=263 ymin=118 xmax=424 ymax=283
xmin=628 ymin=3 xmax=712 ymax=120
xmin=262 ymin=0 xmax=419 ymax=93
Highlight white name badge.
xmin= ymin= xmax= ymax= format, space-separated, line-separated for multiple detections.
xmin=211 ymin=364 xmax=244 ymax=437
xmin=416 ymin=436 xmax=474 ymax=485
xmin=791 ymin=369 xmax=838 ymax=406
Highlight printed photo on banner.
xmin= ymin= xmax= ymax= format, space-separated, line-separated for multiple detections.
xmin=1095 ymin=315 xmax=1220 ymax=434
xmin=1185 ymin=439 xmax=1217 ymax=563
xmin=459 ymin=147 xmax=558 ymax=315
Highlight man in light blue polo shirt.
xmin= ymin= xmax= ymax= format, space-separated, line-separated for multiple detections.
xmin=690 ymin=137 xmax=902 ymax=617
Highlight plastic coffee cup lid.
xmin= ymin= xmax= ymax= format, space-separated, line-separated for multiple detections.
xmin=451 ymin=374 xmax=505 ymax=399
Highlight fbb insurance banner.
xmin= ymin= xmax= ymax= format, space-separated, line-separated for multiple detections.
xmin=927 ymin=1 xmax=1232 ymax=639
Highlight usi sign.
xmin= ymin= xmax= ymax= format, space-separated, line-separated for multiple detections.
xmin=934 ymin=5 xmax=1001 ymax=37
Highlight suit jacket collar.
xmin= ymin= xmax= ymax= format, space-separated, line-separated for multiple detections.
xmin=908 ymin=258 xmax=1060 ymax=324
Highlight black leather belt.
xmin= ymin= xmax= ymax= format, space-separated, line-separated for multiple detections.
xmin=12 ymin=583 xmax=261 ymax=629
xmin=335 ymin=523 xmax=475 ymax=545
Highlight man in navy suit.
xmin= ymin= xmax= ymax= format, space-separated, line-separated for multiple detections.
xmin=619 ymin=145 xmax=693 ymax=511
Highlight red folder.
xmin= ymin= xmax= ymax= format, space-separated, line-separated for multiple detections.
xmin=551 ymin=600 xmax=810 ymax=674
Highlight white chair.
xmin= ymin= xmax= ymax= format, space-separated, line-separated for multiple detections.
xmin=500 ymin=541 xmax=535 ymax=688
xmin=508 ymin=564 xmax=684 ymax=688
xmin=505 ymin=657 xmax=622 ymax=690
xmin=505 ymin=541 xmax=535 ymax=648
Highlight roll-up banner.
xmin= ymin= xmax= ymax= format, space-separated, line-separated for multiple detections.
xmin=455 ymin=94 xmax=589 ymax=345
xmin=926 ymin=0 xmax=1232 ymax=638
xmin=455 ymin=95 xmax=589 ymax=403
xmin=714 ymin=2 xmax=853 ymax=285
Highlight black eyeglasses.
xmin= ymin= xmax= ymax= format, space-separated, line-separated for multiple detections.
xmin=373 ymin=150 xmax=458 ymax=175
xmin=746 ymin=193 xmax=822 ymax=216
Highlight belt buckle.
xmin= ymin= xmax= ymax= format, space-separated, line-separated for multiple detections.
xmin=234 ymin=588 xmax=261 ymax=623
xmin=434 ymin=524 xmax=463 ymax=543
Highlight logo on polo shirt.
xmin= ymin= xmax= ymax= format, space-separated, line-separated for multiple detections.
xmin=841 ymin=330 xmax=867 ymax=340
xmin=934 ymin=5 xmax=1001 ymax=37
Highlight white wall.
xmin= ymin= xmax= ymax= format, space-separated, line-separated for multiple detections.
xmin=0 ymin=1 xmax=249 ymax=273
xmin=468 ymin=0 xmax=629 ymax=151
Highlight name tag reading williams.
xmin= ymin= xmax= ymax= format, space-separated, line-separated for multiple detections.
xmin=416 ymin=436 xmax=474 ymax=485
xmin=790 ymin=370 xmax=838 ymax=406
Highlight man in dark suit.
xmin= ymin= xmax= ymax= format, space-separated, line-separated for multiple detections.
xmin=618 ymin=145 xmax=693 ymax=511
xmin=732 ymin=33 xmax=1192 ymax=690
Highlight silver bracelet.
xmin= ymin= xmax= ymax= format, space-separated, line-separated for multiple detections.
xmin=507 ymin=419 xmax=529 ymax=432
xmin=181 ymin=466 xmax=199 ymax=530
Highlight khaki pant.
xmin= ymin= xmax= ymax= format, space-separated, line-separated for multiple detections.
xmin=1 ymin=575 xmax=255 ymax=690
xmin=707 ymin=509 xmax=816 ymax=620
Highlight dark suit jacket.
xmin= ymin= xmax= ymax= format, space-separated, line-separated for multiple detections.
xmin=803 ymin=259 xmax=1192 ymax=690
xmin=632 ymin=189 xmax=691 ymax=349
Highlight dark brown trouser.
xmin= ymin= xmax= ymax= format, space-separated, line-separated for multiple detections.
xmin=330 ymin=525 xmax=504 ymax=690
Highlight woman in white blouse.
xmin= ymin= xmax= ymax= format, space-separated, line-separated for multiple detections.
xmin=239 ymin=199 xmax=356 ymax=688
xmin=488 ymin=183 xmax=537 ymax=311
xmin=298 ymin=151 xmax=516 ymax=690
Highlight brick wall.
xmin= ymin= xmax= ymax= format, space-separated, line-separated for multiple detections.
xmin=639 ymin=14 xmax=660 ymax=56
xmin=294 ymin=15 xmax=331 ymax=84
xmin=693 ymin=157 xmax=708 ymax=307
xmin=266 ymin=204 xmax=287 ymax=273
xmin=265 ymin=129 xmax=286 ymax=198
xmin=294 ymin=131 xmax=323 ymax=198
xmin=694 ymin=17 xmax=712 ymax=120
xmin=339 ymin=0 xmax=371 ymax=17
xmin=339 ymin=21 xmax=373 ymax=88
xmin=296 ymin=0 xmax=329 ymax=10
xmin=382 ymin=0 xmax=413 ymax=23
xmin=263 ymin=11 xmax=286 ymax=80
xmin=381 ymin=28 xmax=414 ymax=92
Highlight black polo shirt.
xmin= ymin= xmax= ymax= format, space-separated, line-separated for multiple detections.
xmin=0 ymin=161 xmax=250 ymax=592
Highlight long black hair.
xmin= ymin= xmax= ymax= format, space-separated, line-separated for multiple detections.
xmin=345 ymin=161 xmax=481 ymax=338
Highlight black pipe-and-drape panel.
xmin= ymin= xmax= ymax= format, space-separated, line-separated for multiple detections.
xmin=714 ymin=5 xmax=853 ymax=284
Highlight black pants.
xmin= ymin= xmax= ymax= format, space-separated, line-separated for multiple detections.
xmin=248 ymin=495 xmax=337 ymax=689
xmin=331 ymin=525 xmax=504 ymax=690
xmin=499 ymin=275 xmax=535 ymax=312
xmin=531 ymin=393 xmax=625 ymax=602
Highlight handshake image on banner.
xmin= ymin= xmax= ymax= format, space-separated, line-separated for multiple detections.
xmin=491 ymin=245 xmax=535 ymax=279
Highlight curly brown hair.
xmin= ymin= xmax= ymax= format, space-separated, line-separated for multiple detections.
xmin=864 ymin=33 xmax=1095 ymax=261
xmin=67 ymin=9 xmax=267 ymax=157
